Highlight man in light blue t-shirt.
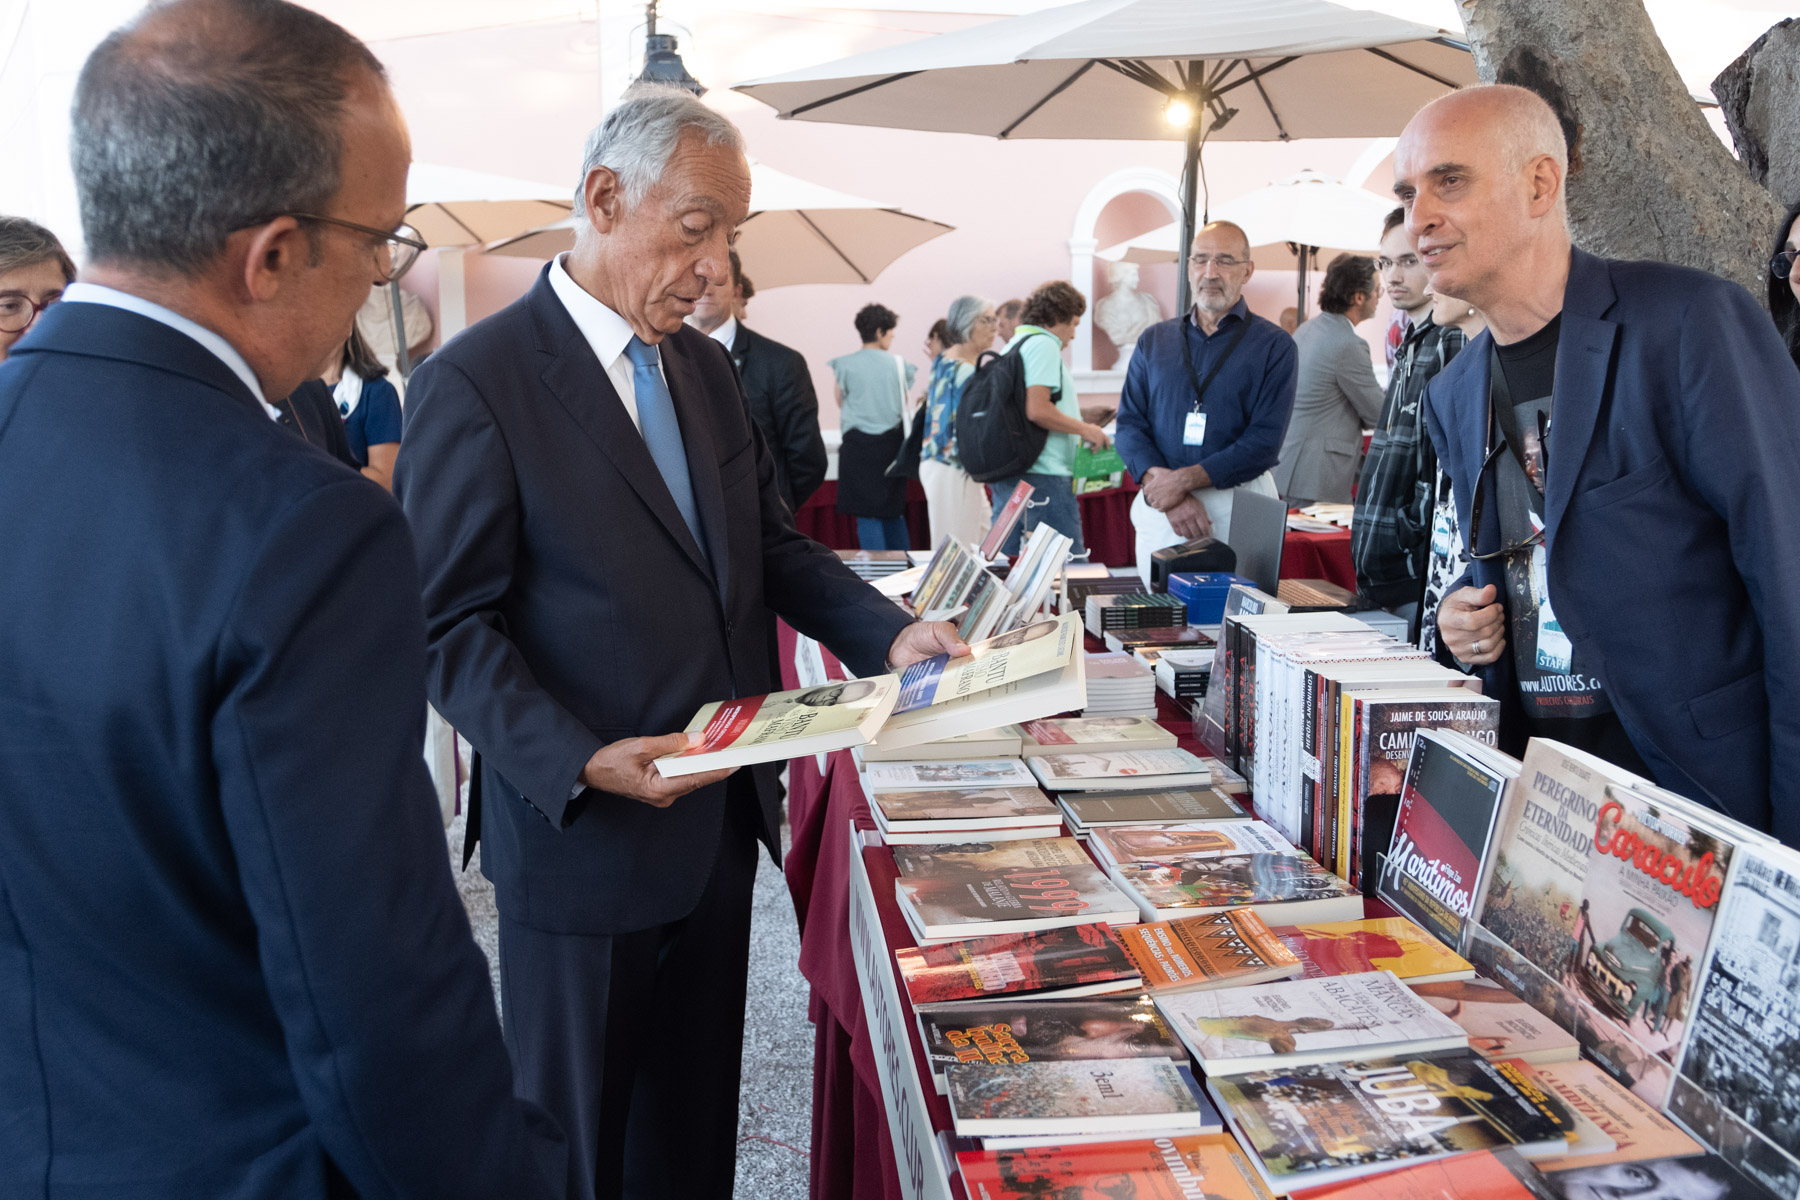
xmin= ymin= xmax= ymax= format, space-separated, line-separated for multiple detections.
xmin=988 ymin=280 xmax=1111 ymax=556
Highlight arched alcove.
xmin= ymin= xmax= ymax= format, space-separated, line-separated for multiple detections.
xmin=1067 ymin=167 xmax=1181 ymax=396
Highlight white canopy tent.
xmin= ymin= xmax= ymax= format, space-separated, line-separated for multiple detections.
xmin=735 ymin=0 xmax=1474 ymax=311
xmin=485 ymin=160 xmax=953 ymax=289
xmin=404 ymin=162 xmax=573 ymax=248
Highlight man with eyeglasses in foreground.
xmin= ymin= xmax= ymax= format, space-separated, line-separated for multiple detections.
xmin=1115 ymin=220 xmax=1297 ymax=584
xmin=1404 ymin=84 xmax=1800 ymax=845
xmin=0 ymin=1 xmax=564 ymax=1196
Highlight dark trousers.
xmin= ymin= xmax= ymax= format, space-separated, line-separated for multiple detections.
xmin=497 ymin=800 xmax=760 ymax=1200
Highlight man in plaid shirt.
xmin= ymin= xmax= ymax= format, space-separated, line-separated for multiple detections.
xmin=1351 ymin=208 xmax=1470 ymax=629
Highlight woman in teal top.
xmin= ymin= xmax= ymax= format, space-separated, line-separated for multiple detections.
xmin=987 ymin=281 xmax=1111 ymax=557
xmin=829 ymin=303 xmax=916 ymax=550
xmin=919 ymin=295 xmax=998 ymax=547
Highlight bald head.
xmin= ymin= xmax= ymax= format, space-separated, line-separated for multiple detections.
xmin=1391 ymin=84 xmax=1572 ymax=336
xmin=1194 ymin=220 xmax=1251 ymax=260
xmin=1189 ymin=220 xmax=1255 ymax=324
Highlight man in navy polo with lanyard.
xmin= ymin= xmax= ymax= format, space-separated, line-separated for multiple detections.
xmin=1116 ymin=220 xmax=1298 ymax=583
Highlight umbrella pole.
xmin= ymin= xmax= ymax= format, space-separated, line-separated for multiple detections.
xmin=1174 ymin=113 xmax=1201 ymax=318
xmin=1295 ymin=246 xmax=1311 ymax=324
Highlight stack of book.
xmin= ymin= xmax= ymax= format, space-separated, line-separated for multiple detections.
xmin=1015 ymin=715 xmax=1175 ymax=756
xmin=1059 ymin=572 xmax=1144 ymax=617
xmin=1056 ymin=786 xmax=1248 ymax=838
xmin=1154 ymin=648 xmax=1212 ymax=701
xmin=835 ymin=548 xmax=914 ymax=580
xmin=867 ymin=784 xmax=1062 ymax=845
xmin=1085 ymin=592 xmax=1187 ymax=636
xmin=1028 ymin=747 xmax=1218 ymax=793
xmin=1103 ymin=623 xmax=1216 ymax=656
xmin=1081 ymin=651 xmax=1158 ymax=718
xmin=1105 ymin=849 xmax=1363 ymax=925
xmin=892 ymin=833 xmax=1140 ymax=943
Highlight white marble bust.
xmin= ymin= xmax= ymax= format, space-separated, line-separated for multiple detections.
xmin=1094 ymin=259 xmax=1162 ymax=360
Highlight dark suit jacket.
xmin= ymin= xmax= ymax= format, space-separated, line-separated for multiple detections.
xmin=1424 ymin=248 xmax=1800 ymax=841
xmin=728 ymin=321 xmax=827 ymax=511
xmin=279 ymin=378 xmax=358 ymax=469
xmin=0 ymin=303 xmax=560 ymax=1198
xmin=395 ymin=268 xmax=911 ymax=935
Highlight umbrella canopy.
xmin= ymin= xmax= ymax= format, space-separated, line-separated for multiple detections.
xmin=735 ymin=0 xmax=1470 ymax=141
xmin=735 ymin=0 xmax=1471 ymax=309
xmin=1100 ymin=170 xmax=1393 ymax=267
xmin=405 ymin=162 xmax=573 ymax=248
xmin=483 ymin=160 xmax=954 ymax=289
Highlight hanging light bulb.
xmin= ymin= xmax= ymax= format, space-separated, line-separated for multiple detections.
xmin=1164 ymin=95 xmax=1195 ymax=129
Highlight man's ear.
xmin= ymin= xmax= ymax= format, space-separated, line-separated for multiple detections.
xmin=582 ymin=166 xmax=625 ymax=235
xmin=1526 ymin=153 xmax=1564 ymax=220
xmin=239 ymin=217 xmax=307 ymax=303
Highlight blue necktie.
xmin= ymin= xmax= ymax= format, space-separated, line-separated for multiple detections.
xmin=623 ymin=336 xmax=709 ymax=563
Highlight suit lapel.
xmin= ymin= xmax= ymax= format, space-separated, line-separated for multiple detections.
xmin=1544 ymin=251 xmax=1619 ymax=541
xmin=662 ymin=333 xmax=730 ymax=600
xmin=532 ymin=289 xmax=715 ymax=583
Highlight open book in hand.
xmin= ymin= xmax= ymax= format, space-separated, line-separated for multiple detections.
xmin=653 ymin=675 xmax=901 ymax=777
xmin=869 ymin=611 xmax=1087 ymax=753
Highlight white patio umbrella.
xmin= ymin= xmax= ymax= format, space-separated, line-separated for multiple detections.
xmin=734 ymin=0 xmax=1473 ymax=311
xmin=483 ymin=160 xmax=954 ymax=289
xmin=1100 ymin=169 xmax=1395 ymax=316
xmin=404 ymin=162 xmax=573 ymax=249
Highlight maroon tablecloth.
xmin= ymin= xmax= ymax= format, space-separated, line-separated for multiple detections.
xmin=793 ymin=478 xmax=1354 ymax=586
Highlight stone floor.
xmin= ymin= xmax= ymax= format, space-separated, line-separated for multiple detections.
xmin=445 ymin=811 xmax=813 ymax=1199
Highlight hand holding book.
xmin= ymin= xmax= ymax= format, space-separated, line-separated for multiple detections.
xmin=584 ymin=730 xmax=735 ymax=805
xmin=886 ymin=619 xmax=970 ymax=670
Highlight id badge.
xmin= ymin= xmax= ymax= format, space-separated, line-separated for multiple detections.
xmin=1183 ymin=411 xmax=1207 ymax=446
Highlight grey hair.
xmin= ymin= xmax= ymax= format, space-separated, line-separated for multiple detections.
xmin=575 ymin=84 xmax=745 ymax=213
xmin=0 ymin=216 xmax=76 ymax=283
xmin=71 ymin=0 xmax=386 ymax=275
xmin=945 ymin=295 xmax=993 ymax=346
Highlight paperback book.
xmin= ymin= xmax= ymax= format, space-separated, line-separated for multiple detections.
xmin=1089 ymin=821 xmax=1298 ymax=871
xmin=957 ymin=1135 xmax=1276 ymax=1200
xmin=876 ymin=613 xmax=1085 ymax=751
xmin=944 ymin=1058 xmax=1205 ymax=1138
xmin=919 ymin=995 xmax=1182 ymax=1092
xmin=1526 ymin=1058 xmax=1702 ymax=1171
xmin=1015 ymin=715 xmax=1176 ymax=756
xmin=1536 ymin=1152 xmax=1771 ymax=1199
xmin=1108 ymin=852 xmax=1364 ymax=925
xmin=1272 ymin=917 xmax=1475 ymax=984
xmin=857 ymin=727 xmax=1024 ymax=763
xmin=1287 ymin=1146 xmax=1556 ymax=1199
xmin=1378 ymin=728 xmax=1517 ymax=953
xmin=1408 ymin=977 xmax=1580 ymax=1065
xmin=1669 ymin=841 xmax=1800 ymax=1199
xmin=871 ymin=787 xmax=1059 ymax=832
xmin=895 ymin=923 xmax=1141 ymax=1007
xmin=1028 ymin=749 xmax=1215 ymax=792
xmin=891 ymin=836 xmax=1089 ymax=878
xmin=1114 ymin=909 xmax=1305 ymax=995
xmin=862 ymin=759 xmax=1038 ymax=791
xmin=1153 ymin=970 xmax=1468 ymax=1077
xmin=1209 ymin=1049 xmax=1577 ymax=1193
xmin=1057 ymin=788 xmax=1247 ymax=832
xmin=655 ymin=675 xmax=901 ymax=776
xmin=896 ymin=859 xmax=1140 ymax=942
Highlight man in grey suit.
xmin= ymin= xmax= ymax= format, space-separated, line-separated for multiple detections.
xmin=1275 ymin=253 xmax=1386 ymax=506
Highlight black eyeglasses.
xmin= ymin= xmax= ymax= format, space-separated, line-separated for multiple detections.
xmin=237 ymin=213 xmax=428 ymax=282
xmin=1462 ymin=357 xmax=1548 ymax=564
xmin=1771 ymin=249 xmax=1799 ymax=280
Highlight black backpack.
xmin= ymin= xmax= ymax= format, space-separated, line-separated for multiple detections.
xmin=954 ymin=333 xmax=1055 ymax=483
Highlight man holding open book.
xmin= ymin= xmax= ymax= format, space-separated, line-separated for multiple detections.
xmin=397 ymin=87 xmax=962 ymax=1200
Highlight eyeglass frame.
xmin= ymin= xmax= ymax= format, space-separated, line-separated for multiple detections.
xmin=1377 ymin=253 xmax=1422 ymax=271
xmin=233 ymin=212 xmax=428 ymax=283
xmin=0 ymin=291 xmax=61 ymax=334
xmin=1770 ymin=249 xmax=1799 ymax=280
xmin=1187 ymin=253 xmax=1248 ymax=271
xmin=1462 ymin=346 xmax=1549 ymax=564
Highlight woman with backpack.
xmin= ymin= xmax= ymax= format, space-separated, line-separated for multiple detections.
xmin=985 ymin=280 xmax=1110 ymax=557
xmin=918 ymin=296 xmax=999 ymax=548
xmin=830 ymin=303 xmax=916 ymax=550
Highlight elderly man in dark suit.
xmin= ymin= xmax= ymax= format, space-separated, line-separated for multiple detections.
xmin=396 ymin=86 xmax=964 ymax=1200
xmin=1407 ymin=84 xmax=1800 ymax=842
xmin=688 ymin=248 xmax=827 ymax=510
xmin=0 ymin=2 xmax=564 ymax=1197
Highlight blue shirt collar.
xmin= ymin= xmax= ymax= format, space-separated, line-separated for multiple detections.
xmin=1188 ymin=297 xmax=1249 ymax=334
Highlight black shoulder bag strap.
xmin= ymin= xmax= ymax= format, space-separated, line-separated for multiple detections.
xmin=1178 ymin=315 xmax=1253 ymax=414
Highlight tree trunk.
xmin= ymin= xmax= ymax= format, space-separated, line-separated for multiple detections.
xmin=1458 ymin=0 xmax=1782 ymax=299
xmin=1713 ymin=19 xmax=1800 ymax=210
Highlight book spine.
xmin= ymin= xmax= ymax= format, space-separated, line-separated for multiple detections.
xmin=1299 ymin=666 xmax=1317 ymax=857
xmin=1349 ymin=697 xmax=1365 ymax=890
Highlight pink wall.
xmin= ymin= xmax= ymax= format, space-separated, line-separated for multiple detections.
xmin=374 ymin=10 xmax=1405 ymax=423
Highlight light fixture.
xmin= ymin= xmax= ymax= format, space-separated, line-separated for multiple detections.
xmin=1164 ymin=95 xmax=1195 ymax=129
xmin=636 ymin=1 xmax=705 ymax=96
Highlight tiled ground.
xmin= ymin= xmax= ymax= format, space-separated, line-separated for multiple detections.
xmin=445 ymin=811 xmax=812 ymax=1198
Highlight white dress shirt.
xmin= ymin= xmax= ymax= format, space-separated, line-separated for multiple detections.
xmin=62 ymin=282 xmax=278 ymax=420
xmin=550 ymin=253 xmax=679 ymax=433
xmin=705 ymin=315 xmax=738 ymax=351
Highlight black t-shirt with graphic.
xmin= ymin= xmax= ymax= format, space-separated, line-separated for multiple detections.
xmin=1490 ymin=316 xmax=1647 ymax=773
